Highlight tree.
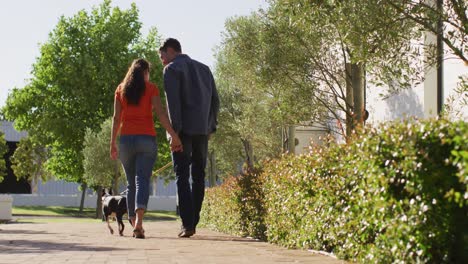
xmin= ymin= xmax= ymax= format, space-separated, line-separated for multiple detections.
xmin=10 ymin=137 xmax=50 ymax=192
xmin=0 ymin=132 xmax=7 ymax=183
xmin=83 ymin=118 xmax=121 ymax=193
xmin=385 ymin=0 xmax=467 ymax=63
xmin=266 ymin=0 xmax=426 ymax=131
xmin=210 ymin=0 xmax=433 ymax=175
xmin=83 ymin=118 xmax=123 ymax=217
xmin=2 ymin=1 xmax=168 ymax=189
xmin=211 ymin=14 xmax=316 ymax=176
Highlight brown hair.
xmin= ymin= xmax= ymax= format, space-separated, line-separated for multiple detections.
xmin=121 ymin=59 xmax=150 ymax=105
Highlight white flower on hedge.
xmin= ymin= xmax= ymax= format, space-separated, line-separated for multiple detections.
xmin=421 ymin=204 xmax=429 ymax=212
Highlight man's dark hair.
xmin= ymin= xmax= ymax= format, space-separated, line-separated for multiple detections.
xmin=159 ymin=38 xmax=182 ymax=53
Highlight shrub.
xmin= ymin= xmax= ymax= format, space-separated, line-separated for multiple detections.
xmin=201 ymin=168 xmax=266 ymax=239
xmin=201 ymin=118 xmax=467 ymax=263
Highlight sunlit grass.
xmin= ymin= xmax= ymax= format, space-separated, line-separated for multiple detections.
xmin=13 ymin=206 xmax=95 ymax=218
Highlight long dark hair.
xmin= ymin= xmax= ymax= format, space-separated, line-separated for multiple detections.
xmin=121 ymin=59 xmax=150 ymax=105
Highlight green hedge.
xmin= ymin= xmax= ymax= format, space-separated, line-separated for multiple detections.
xmin=201 ymin=118 xmax=467 ymax=263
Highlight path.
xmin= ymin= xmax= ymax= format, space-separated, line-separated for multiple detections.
xmin=0 ymin=219 xmax=344 ymax=263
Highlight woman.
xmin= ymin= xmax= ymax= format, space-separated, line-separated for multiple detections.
xmin=110 ymin=58 xmax=182 ymax=239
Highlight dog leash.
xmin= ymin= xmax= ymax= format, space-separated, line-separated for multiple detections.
xmin=152 ymin=161 xmax=173 ymax=177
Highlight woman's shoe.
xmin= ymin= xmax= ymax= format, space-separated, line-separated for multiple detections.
xmin=133 ymin=228 xmax=145 ymax=239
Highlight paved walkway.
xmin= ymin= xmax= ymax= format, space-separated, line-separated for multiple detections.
xmin=0 ymin=218 xmax=344 ymax=263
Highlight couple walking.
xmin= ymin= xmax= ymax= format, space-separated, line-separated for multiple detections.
xmin=110 ymin=38 xmax=219 ymax=239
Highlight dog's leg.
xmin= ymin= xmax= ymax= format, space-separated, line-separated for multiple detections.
xmin=117 ymin=214 xmax=124 ymax=236
xmin=105 ymin=215 xmax=114 ymax=235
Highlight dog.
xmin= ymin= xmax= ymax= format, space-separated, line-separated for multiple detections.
xmin=101 ymin=189 xmax=130 ymax=236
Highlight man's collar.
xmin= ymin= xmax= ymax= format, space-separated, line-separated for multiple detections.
xmin=174 ymin=54 xmax=189 ymax=60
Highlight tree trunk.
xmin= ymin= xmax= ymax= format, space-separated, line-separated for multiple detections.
xmin=208 ymin=150 xmax=217 ymax=187
xmin=241 ymin=139 xmax=254 ymax=172
xmin=79 ymin=183 xmax=87 ymax=213
xmin=436 ymin=0 xmax=443 ymax=114
xmin=30 ymin=177 xmax=38 ymax=194
xmin=96 ymin=186 xmax=103 ymax=219
xmin=345 ymin=63 xmax=354 ymax=138
xmin=288 ymin=125 xmax=296 ymax=155
xmin=352 ymin=63 xmax=365 ymax=129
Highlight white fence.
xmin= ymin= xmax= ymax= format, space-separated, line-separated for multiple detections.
xmin=34 ymin=178 xmax=177 ymax=197
xmin=11 ymin=194 xmax=177 ymax=211
xmin=10 ymin=178 xmax=178 ymax=211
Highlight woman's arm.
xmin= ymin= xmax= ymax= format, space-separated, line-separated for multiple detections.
xmin=152 ymin=95 xmax=183 ymax=152
xmin=110 ymin=96 xmax=122 ymax=160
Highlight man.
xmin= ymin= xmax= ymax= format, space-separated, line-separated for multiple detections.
xmin=159 ymin=38 xmax=219 ymax=238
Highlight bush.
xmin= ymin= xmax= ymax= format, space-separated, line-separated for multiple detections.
xmin=201 ymin=118 xmax=467 ymax=263
xmin=201 ymin=168 xmax=266 ymax=239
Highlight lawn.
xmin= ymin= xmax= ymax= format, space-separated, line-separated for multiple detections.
xmin=12 ymin=206 xmax=178 ymax=222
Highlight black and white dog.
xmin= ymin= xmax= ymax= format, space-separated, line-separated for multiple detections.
xmin=101 ymin=189 xmax=130 ymax=236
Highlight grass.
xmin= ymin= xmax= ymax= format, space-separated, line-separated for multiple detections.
xmin=12 ymin=206 xmax=178 ymax=222
xmin=13 ymin=206 xmax=95 ymax=218
xmin=15 ymin=217 xmax=101 ymax=224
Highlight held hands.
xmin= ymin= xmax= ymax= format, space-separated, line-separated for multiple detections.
xmin=170 ymin=134 xmax=183 ymax=152
xmin=110 ymin=143 xmax=118 ymax=160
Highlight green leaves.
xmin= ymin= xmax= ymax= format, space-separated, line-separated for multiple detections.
xmin=0 ymin=132 xmax=7 ymax=183
xmin=202 ymin=118 xmax=467 ymax=263
xmin=10 ymin=137 xmax=50 ymax=184
xmin=82 ymin=118 xmax=121 ymax=190
xmin=2 ymin=1 xmax=166 ymax=184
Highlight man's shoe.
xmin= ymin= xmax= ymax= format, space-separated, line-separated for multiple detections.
xmin=178 ymin=229 xmax=195 ymax=238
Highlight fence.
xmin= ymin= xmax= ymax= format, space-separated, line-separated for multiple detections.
xmin=11 ymin=178 xmax=178 ymax=211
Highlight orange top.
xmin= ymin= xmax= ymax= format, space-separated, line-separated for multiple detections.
xmin=115 ymin=82 xmax=159 ymax=136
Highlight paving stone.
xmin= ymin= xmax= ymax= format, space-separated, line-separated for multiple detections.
xmin=0 ymin=219 xmax=345 ymax=263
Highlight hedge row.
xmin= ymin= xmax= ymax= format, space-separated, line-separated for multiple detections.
xmin=201 ymin=118 xmax=467 ymax=263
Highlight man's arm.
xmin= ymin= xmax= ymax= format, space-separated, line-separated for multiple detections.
xmin=209 ymin=72 xmax=219 ymax=134
xmin=152 ymin=95 xmax=183 ymax=152
xmin=163 ymin=66 xmax=183 ymax=134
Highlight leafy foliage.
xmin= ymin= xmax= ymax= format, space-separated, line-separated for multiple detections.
xmin=82 ymin=118 xmax=122 ymax=191
xmin=211 ymin=0 xmax=429 ymax=176
xmin=10 ymin=137 xmax=50 ymax=186
xmin=201 ymin=168 xmax=266 ymax=239
xmin=2 ymin=0 xmax=169 ymax=184
xmin=384 ymin=0 xmax=467 ymax=63
xmin=202 ymin=118 xmax=468 ymax=263
xmin=0 ymin=132 xmax=7 ymax=182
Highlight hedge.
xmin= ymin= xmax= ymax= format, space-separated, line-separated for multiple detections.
xmin=200 ymin=118 xmax=467 ymax=263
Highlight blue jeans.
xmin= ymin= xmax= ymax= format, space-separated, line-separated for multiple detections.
xmin=119 ymin=135 xmax=157 ymax=218
xmin=172 ymin=134 xmax=208 ymax=230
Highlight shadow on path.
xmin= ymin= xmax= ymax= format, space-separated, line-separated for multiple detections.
xmin=0 ymin=239 xmax=117 ymax=254
xmin=0 ymin=229 xmax=56 ymax=235
xmin=154 ymin=235 xmax=263 ymax=243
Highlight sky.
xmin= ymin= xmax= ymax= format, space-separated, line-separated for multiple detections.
xmin=0 ymin=0 xmax=267 ymax=108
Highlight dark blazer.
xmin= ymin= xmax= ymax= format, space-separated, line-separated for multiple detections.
xmin=163 ymin=54 xmax=219 ymax=135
